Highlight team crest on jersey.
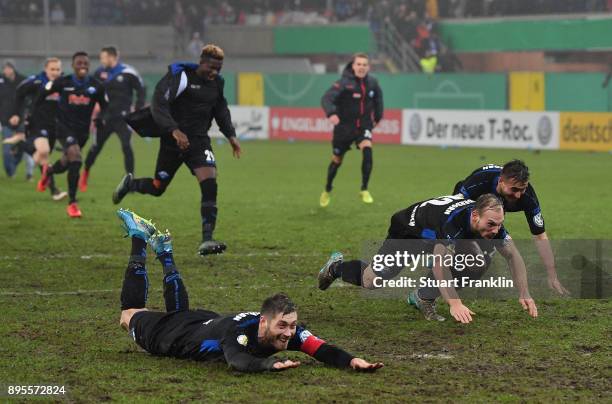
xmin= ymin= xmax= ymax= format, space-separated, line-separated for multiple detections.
xmin=66 ymin=136 xmax=75 ymax=143
xmin=45 ymin=81 xmax=54 ymax=91
xmin=533 ymin=213 xmax=544 ymax=227
xmin=117 ymin=75 xmax=124 ymax=82
xmin=87 ymin=86 xmax=97 ymax=94
xmin=237 ymin=335 xmax=248 ymax=346
xmin=41 ymin=129 xmax=48 ymax=137
xmin=369 ymin=90 xmax=375 ymax=98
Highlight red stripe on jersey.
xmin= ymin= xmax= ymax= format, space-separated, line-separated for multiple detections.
xmin=301 ymin=335 xmax=326 ymax=356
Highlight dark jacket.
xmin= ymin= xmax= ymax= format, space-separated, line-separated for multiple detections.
xmin=321 ymin=62 xmax=383 ymax=132
xmin=94 ymin=63 xmax=146 ymax=119
xmin=151 ymin=62 xmax=235 ymax=139
xmin=0 ymin=70 xmax=26 ymax=125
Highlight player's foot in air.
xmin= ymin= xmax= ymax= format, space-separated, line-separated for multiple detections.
xmin=66 ymin=202 xmax=82 ymax=218
xmin=37 ymin=165 xmax=50 ymax=192
xmin=320 ymin=191 xmax=331 ymax=208
xmin=79 ymin=169 xmax=89 ymax=192
xmin=112 ymin=173 xmax=133 ymax=205
xmin=318 ymin=252 xmax=343 ymax=290
xmin=52 ymin=189 xmax=68 ymax=201
xmin=359 ymin=190 xmax=374 ymax=204
xmin=116 ymin=208 xmax=157 ymax=241
xmin=198 ymin=240 xmax=227 ymax=256
xmin=408 ymin=290 xmax=445 ymax=322
xmin=150 ymin=230 xmax=173 ymax=255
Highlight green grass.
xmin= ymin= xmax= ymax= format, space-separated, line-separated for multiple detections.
xmin=1 ymin=138 xmax=610 ymax=402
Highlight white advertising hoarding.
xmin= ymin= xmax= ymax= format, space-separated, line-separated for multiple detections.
xmin=209 ymin=106 xmax=269 ymax=140
xmin=402 ymin=109 xmax=560 ymax=149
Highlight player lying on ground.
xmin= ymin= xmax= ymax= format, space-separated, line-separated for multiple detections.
xmin=452 ymin=160 xmax=569 ymax=295
xmin=317 ymin=194 xmax=538 ymax=324
xmin=116 ymin=208 xmax=383 ymax=373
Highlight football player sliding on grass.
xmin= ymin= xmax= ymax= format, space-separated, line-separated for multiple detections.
xmin=116 ymin=208 xmax=383 ymax=373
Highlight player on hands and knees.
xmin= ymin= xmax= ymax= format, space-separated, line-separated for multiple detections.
xmin=116 ymin=208 xmax=383 ymax=373
xmin=319 ymin=53 xmax=383 ymax=207
xmin=112 ymin=44 xmax=241 ymax=256
xmin=9 ymin=57 xmax=67 ymax=200
xmin=452 ymin=160 xmax=569 ymax=296
xmin=36 ymin=51 xmax=107 ymax=217
xmin=80 ymin=46 xmax=146 ymax=191
xmin=317 ymin=194 xmax=538 ymax=323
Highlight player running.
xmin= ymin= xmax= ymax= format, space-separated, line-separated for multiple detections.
xmin=80 ymin=46 xmax=146 ymax=191
xmin=37 ymin=51 xmax=108 ymax=217
xmin=8 ymin=57 xmax=67 ymax=200
xmin=115 ymin=208 xmax=383 ymax=373
xmin=317 ymin=194 xmax=538 ymax=323
xmin=112 ymin=44 xmax=241 ymax=256
xmin=319 ymin=53 xmax=383 ymax=207
xmin=453 ymin=160 xmax=569 ymax=295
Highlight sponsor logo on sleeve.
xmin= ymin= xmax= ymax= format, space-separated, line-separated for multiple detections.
xmin=533 ymin=212 xmax=544 ymax=227
xmin=299 ymin=329 xmax=313 ymax=343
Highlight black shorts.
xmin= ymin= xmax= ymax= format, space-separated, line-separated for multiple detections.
xmin=26 ymin=123 xmax=57 ymax=152
xmin=56 ymin=121 xmax=89 ymax=149
xmin=129 ymin=309 xmax=219 ymax=358
xmin=154 ymin=135 xmax=216 ymax=183
xmin=332 ymin=125 xmax=372 ymax=156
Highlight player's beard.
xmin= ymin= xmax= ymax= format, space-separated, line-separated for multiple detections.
xmin=262 ymin=327 xmax=290 ymax=351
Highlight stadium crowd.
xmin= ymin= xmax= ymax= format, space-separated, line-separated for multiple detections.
xmin=2 ymin=0 xmax=610 ymax=25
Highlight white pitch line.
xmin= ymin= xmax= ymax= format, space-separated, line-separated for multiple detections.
xmin=0 ymin=284 xmax=283 ymax=297
xmin=1 ymin=252 xmax=322 ymax=260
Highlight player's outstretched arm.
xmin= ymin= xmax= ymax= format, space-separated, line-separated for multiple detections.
xmin=431 ymin=243 xmax=474 ymax=323
xmin=533 ymin=232 xmax=570 ymax=296
xmin=291 ymin=328 xmax=383 ymax=372
xmin=498 ymin=240 xmax=538 ymax=318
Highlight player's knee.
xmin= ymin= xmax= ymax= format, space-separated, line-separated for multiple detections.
xmin=199 ymin=178 xmax=218 ymax=203
xmin=66 ymin=147 xmax=81 ymax=161
xmin=361 ymin=266 xmax=377 ymax=290
xmin=332 ymin=155 xmax=343 ymax=165
xmin=359 ymin=140 xmax=373 ymax=150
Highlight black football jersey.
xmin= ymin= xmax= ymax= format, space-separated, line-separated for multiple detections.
xmin=41 ymin=74 xmax=108 ymax=132
xmin=454 ymin=164 xmax=545 ymax=235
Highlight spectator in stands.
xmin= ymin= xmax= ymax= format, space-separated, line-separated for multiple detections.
xmin=420 ymin=49 xmax=438 ymax=74
xmin=50 ymin=2 xmax=65 ymax=25
xmin=187 ymin=32 xmax=204 ymax=58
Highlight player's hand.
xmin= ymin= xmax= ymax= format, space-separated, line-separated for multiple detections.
xmin=229 ymin=136 xmax=241 ymax=158
xmin=547 ymin=277 xmax=570 ymax=296
xmin=172 ymin=129 xmax=190 ymax=151
xmin=449 ymin=301 xmax=475 ymax=323
xmin=272 ymin=359 xmax=301 ymax=371
xmin=350 ymin=358 xmax=384 ymax=372
xmin=9 ymin=115 xmax=20 ymax=127
xmin=328 ymin=114 xmax=340 ymax=126
xmin=519 ymin=298 xmax=538 ymax=318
